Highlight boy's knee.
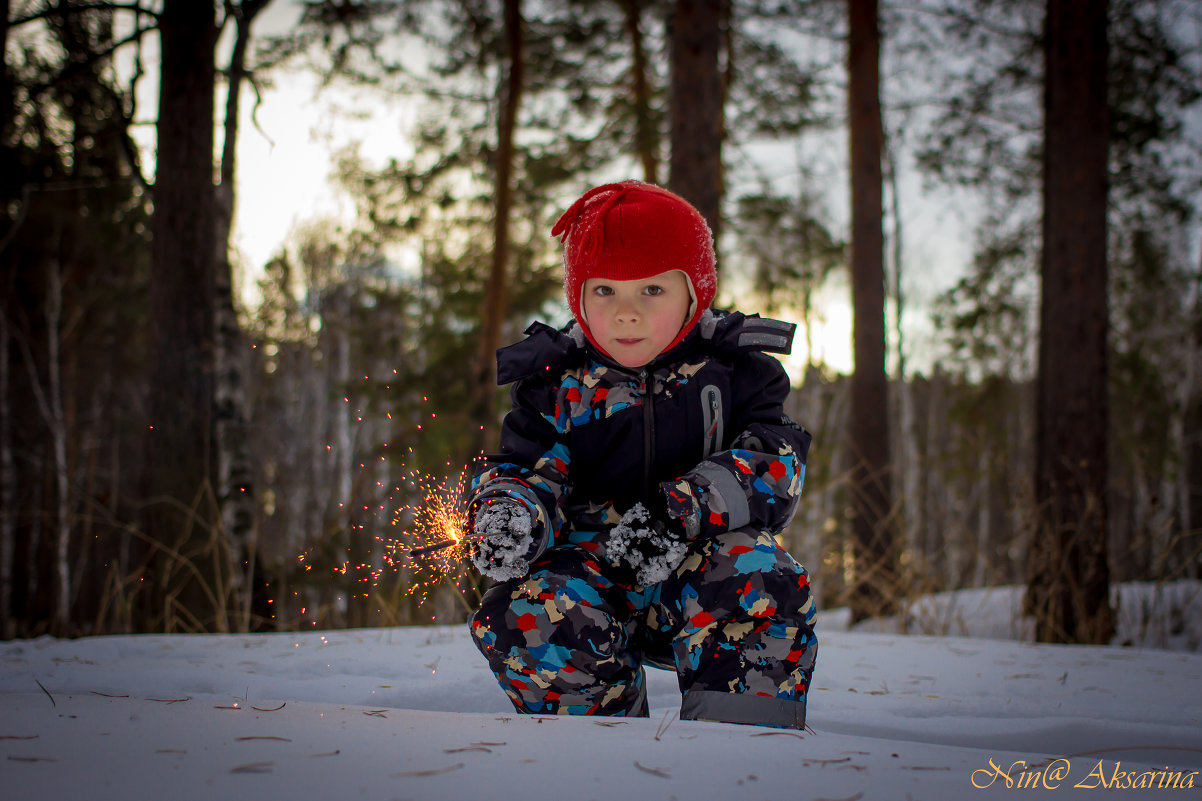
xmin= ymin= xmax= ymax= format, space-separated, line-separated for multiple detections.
xmin=669 ymin=526 xmax=816 ymax=631
xmin=471 ymin=563 xmax=627 ymax=654
xmin=683 ymin=527 xmax=808 ymax=585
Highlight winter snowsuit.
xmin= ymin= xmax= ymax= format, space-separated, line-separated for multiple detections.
xmin=468 ymin=308 xmax=818 ymax=729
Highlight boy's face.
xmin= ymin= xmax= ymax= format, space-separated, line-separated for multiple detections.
xmin=582 ymin=270 xmax=693 ymax=368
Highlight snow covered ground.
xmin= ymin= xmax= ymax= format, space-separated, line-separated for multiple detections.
xmin=3 ymin=583 xmax=1201 ymax=800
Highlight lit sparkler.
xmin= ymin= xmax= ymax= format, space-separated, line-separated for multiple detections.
xmin=408 ymin=538 xmax=458 ymax=556
xmin=394 ymin=467 xmax=472 ymax=566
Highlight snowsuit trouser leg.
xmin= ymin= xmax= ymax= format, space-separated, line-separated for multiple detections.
xmin=653 ymin=527 xmax=817 ymax=729
xmin=470 ymin=547 xmax=648 ymax=717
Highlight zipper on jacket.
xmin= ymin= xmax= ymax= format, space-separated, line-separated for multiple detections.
xmin=641 ymin=368 xmax=655 ymax=499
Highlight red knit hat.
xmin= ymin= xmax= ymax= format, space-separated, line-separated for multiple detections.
xmin=551 ymin=181 xmax=717 ymax=355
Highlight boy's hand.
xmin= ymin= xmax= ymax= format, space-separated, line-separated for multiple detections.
xmin=604 ymin=501 xmax=688 ymax=586
xmin=470 ymin=500 xmax=539 ymax=582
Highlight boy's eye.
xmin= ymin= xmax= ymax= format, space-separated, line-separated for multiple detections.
xmin=643 ymin=285 xmax=664 ymax=296
xmin=594 ymin=285 xmax=614 ymax=296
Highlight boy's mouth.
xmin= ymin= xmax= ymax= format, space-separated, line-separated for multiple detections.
xmin=615 ymin=338 xmax=644 ymax=346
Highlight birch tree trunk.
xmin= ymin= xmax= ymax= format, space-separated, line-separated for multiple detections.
xmin=6 ymin=244 xmax=72 ymax=633
xmin=214 ymin=0 xmax=272 ymax=633
xmin=45 ymin=253 xmax=69 ymax=633
xmin=885 ymin=122 xmax=919 ymax=577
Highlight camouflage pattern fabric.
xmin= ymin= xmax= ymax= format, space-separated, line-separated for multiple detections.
xmin=471 ymin=526 xmax=817 ymax=729
xmin=469 ymin=311 xmax=818 ymax=729
xmin=470 ymin=312 xmax=813 ymax=550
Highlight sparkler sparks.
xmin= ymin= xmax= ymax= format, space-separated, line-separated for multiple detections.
xmin=295 ymin=460 xmax=482 ymax=616
xmin=373 ymin=464 xmax=485 ymax=609
xmin=395 ymin=468 xmax=471 ymax=564
xmin=286 ymin=371 xmax=490 ymax=627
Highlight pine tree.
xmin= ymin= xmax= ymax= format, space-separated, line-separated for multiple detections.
xmin=847 ymin=0 xmax=897 ymax=621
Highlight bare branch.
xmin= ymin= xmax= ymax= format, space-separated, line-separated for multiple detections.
xmin=9 ymin=2 xmax=159 ymax=28
xmin=245 ymin=73 xmax=275 ymax=149
xmin=119 ymin=16 xmax=152 ymax=192
xmin=888 ymin=2 xmax=1037 ymax=42
xmin=25 ymin=24 xmax=157 ymax=98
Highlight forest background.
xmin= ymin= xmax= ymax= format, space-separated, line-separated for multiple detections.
xmin=2 ymin=0 xmax=1200 ymax=645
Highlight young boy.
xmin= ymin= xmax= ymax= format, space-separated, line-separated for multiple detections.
xmin=466 ymin=181 xmax=817 ymax=729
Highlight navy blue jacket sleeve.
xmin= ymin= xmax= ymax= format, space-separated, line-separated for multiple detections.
xmin=468 ymin=376 xmax=570 ymax=549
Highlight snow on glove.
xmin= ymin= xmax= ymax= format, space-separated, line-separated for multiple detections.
xmin=604 ymin=502 xmax=688 ymax=586
xmin=470 ymin=500 xmax=539 ymax=582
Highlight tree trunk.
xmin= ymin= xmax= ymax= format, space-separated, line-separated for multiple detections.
xmin=215 ymin=0 xmax=272 ymax=633
xmin=1185 ymin=267 xmax=1202 ymax=580
xmin=847 ymin=0 xmax=896 ymax=622
xmin=0 ymin=5 xmax=11 ymax=635
xmin=45 ymin=250 xmax=69 ymax=633
xmin=667 ymin=0 xmax=723 ymax=243
xmin=621 ymin=0 xmax=659 ymax=184
xmin=472 ymin=0 xmax=524 ymax=456
xmin=0 ymin=308 xmax=11 ymax=638
xmin=141 ymin=0 xmax=223 ymax=632
xmin=1027 ymin=0 xmax=1113 ymax=645
xmin=0 ymin=0 xmax=11 ymax=142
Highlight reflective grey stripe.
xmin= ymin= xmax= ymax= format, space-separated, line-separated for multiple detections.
xmin=738 ymin=331 xmax=790 ymax=351
xmin=698 ymin=309 xmax=719 ymax=341
xmin=751 ymin=318 xmax=794 ymax=333
xmin=700 ymin=384 xmax=723 ymax=459
xmin=680 ymin=690 xmax=807 ymax=730
xmin=694 ymin=462 xmax=750 ymax=530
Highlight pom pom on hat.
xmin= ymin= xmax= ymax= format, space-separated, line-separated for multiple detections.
xmin=551 ymin=181 xmax=717 ymax=355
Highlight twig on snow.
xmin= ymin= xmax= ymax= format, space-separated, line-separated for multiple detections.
xmin=634 ymin=761 xmax=671 ymax=778
xmin=34 ymin=679 xmax=55 ymax=707
xmin=251 ymin=702 xmax=287 ymax=712
xmin=390 ymin=763 xmax=465 ymax=778
xmin=653 ymin=710 xmax=677 ymax=740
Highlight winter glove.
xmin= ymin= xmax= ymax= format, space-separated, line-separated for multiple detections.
xmin=604 ymin=501 xmax=688 ymax=586
xmin=470 ymin=499 xmax=541 ymax=582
